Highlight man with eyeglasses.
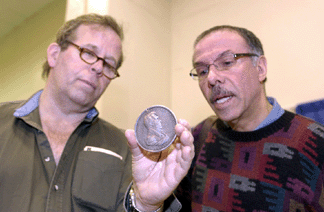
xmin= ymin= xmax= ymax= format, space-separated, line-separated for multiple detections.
xmin=169 ymin=25 xmax=324 ymax=211
xmin=0 ymin=13 xmax=194 ymax=212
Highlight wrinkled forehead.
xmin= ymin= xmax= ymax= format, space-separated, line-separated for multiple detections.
xmin=193 ymin=30 xmax=249 ymax=63
xmin=73 ymin=24 xmax=121 ymax=41
xmin=74 ymin=24 xmax=122 ymax=60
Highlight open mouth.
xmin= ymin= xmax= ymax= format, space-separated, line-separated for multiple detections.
xmin=210 ymin=85 xmax=234 ymax=105
xmin=215 ymin=96 xmax=233 ymax=104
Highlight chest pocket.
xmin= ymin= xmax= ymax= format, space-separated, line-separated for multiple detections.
xmin=72 ymin=147 xmax=125 ymax=211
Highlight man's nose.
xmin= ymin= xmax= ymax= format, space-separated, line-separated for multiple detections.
xmin=91 ymin=59 xmax=104 ymax=75
xmin=207 ymin=64 xmax=225 ymax=85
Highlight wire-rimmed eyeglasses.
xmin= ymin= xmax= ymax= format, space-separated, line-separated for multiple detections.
xmin=189 ymin=52 xmax=259 ymax=80
xmin=66 ymin=40 xmax=120 ymax=80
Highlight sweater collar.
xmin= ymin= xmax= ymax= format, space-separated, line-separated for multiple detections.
xmin=216 ymin=111 xmax=295 ymax=142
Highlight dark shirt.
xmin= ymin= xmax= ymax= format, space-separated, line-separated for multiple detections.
xmin=0 ymin=91 xmax=132 ymax=212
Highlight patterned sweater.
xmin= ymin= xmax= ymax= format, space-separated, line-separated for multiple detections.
xmin=176 ymin=111 xmax=324 ymax=211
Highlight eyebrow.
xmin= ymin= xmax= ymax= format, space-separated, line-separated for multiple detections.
xmin=193 ymin=50 xmax=233 ymax=67
xmin=83 ymin=44 xmax=117 ymax=64
xmin=216 ymin=50 xmax=232 ymax=58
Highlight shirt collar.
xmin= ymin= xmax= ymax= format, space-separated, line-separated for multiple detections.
xmin=222 ymin=96 xmax=285 ymax=130
xmin=13 ymin=90 xmax=99 ymax=120
xmin=14 ymin=90 xmax=42 ymax=117
xmin=254 ymin=97 xmax=285 ymax=130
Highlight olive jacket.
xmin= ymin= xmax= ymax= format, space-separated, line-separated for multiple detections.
xmin=0 ymin=91 xmax=132 ymax=212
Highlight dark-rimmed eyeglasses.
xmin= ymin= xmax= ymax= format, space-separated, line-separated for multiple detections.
xmin=189 ymin=52 xmax=259 ymax=80
xmin=66 ymin=40 xmax=120 ymax=80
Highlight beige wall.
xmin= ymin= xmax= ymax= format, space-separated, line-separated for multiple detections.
xmin=0 ymin=0 xmax=66 ymax=102
xmin=1 ymin=0 xmax=324 ymax=130
xmin=170 ymin=0 xmax=324 ymax=126
xmin=103 ymin=0 xmax=172 ymax=129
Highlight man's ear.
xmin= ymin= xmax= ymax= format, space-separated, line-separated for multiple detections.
xmin=47 ymin=43 xmax=61 ymax=68
xmin=257 ymin=55 xmax=267 ymax=82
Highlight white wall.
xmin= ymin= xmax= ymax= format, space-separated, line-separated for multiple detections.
xmin=170 ymin=0 xmax=324 ymax=126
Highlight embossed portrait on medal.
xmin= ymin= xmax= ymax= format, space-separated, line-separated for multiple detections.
xmin=143 ymin=111 xmax=169 ymax=146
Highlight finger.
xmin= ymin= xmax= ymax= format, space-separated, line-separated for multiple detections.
xmin=175 ymin=125 xmax=194 ymax=147
xmin=179 ymin=131 xmax=195 ymax=161
xmin=177 ymin=119 xmax=191 ymax=131
xmin=175 ymin=123 xmax=187 ymax=138
xmin=181 ymin=145 xmax=195 ymax=162
xmin=173 ymin=146 xmax=194 ymax=181
xmin=125 ymin=129 xmax=143 ymax=158
xmin=175 ymin=119 xmax=192 ymax=138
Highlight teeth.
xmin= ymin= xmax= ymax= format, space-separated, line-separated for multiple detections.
xmin=216 ymin=96 xmax=231 ymax=104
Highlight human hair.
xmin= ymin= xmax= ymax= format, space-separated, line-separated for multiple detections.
xmin=42 ymin=13 xmax=124 ymax=79
xmin=194 ymin=25 xmax=267 ymax=82
xmin=194 ymin=25 xmax=264 ymax=56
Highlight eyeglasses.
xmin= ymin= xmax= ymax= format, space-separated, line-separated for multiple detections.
xmin=189 ymin=52 xmax=259 ymax=80
xmin=66 ymin=40 xmax=120 ymax=79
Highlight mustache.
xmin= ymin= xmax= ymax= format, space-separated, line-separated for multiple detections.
xmin=209 ymin=85 xmax=233 ymax=103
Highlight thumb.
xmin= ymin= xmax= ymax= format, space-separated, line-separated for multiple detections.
xmin=125 ymin=129 xmax=142 ymax=158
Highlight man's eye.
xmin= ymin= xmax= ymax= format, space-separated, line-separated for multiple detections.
xmin=196 ymin=67 xmax=209 ymax=76
xmin=82 ymin=50 xmax=96 ymax=59
xmin=104 ymin=62 xmax=114 ymax=69
xmin=219 ymin=58 xmax=235 ymax=68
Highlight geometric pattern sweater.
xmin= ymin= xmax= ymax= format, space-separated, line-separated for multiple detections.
xmin=175 ymin=111 xmax=324 ymax=212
